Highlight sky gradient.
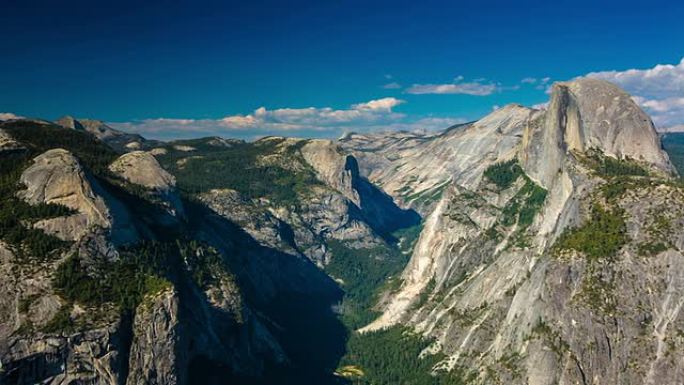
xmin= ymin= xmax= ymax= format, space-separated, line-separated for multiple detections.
xmin=1 ymin=0 xmax=684 ymax=140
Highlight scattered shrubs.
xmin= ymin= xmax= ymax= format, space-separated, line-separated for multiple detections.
xmin=18 ymin=294 xmax=40 ymax=313
xmin=158 ymin=139 xmax=323 ymax=207
xmin=582 ymin=150 xmax=648 ymax=178
xmin=637 ymin=241 xmax=669 ymax=257
xmin=501 ymin=178 xmax=547 ymax=231
xmin=484 ymin=159 xmax=523 ymax=190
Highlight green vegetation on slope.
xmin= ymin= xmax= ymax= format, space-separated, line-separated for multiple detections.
xmin=339 ymin=326 xmax=470 ymax=385
xmin=0 ymin=156 xmax=74 ymax=261
xmin=661 ymin=133 xmax=684 ymax=176
xmin=158 ymin=138 xmax=323 ymax=206
xmin=484 ymin=159 xmax=523 ymax=190
xmin=326 ymin=225 xmax=421 ymax=329
xmin=2 ymin=121 xmax=119 ymax=176
xmin=52 ymin=241 xmax=173 ymax=312
xmin=501 ymin=177 xmax=547 ymax=231
xmin=581 ymin=149 xmax=649 ymax=178
xmin=554 ymin=204 xmax=627 ymax=261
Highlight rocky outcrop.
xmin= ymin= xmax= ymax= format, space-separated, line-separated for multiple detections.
xmin=109 ymin=151 xmax=185 ymax=217
xmin=301 ymin=139 xmax=361 ymax=205
xmin=17 ymin=149 xmax=137 ymax=243
xmin=0 ymin=129 xmax=24 ymax=153
xmin=363 ymin=78 xmax=684 ymax=384
xmin=340 ymin=104 xmax=537 ymax=215
xmin=127 ymin=289 xmax=184 ymax=385
xmin=18 ymin=149 xmax=112 ymax=241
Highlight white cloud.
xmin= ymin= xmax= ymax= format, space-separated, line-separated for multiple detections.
xmin=406 ymin=77 xmax=500 ymax=96
xmin=521 ymin=77 xmax=537 ymax=84
xmin=586 ymin=58 xmax=684 ymax=128
xmin=382 ymin=82 xmax=401 ymax=89
xmin=352 ymin=97 xmax=404 ymax=112
xmin=107 ymin=97 xmax=458 ymax=140
xmin=0 ymin=112 xmax=23 ymax=121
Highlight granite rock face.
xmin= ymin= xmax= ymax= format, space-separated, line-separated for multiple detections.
xmin=362 ymin=78 xmax=684 ymax=385
xmin=17 ymin=148 xmax=138 ymax=243
xmin=0 ymin=138 xmax=299 ymax=384
xmin=109 ymin=151 xmax=185 ymax=217
xmin=339 ymin=104 xmax=537 ymax=216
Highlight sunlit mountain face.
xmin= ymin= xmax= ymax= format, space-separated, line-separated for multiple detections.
xmin=2 ymin=1 xmax=684 ymax=384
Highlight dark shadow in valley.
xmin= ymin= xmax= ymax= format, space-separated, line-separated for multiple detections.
xmin=183 ymin=199 xmax=349 ymax=385
xmin=345 ymin=155 xmax=421 ymax=243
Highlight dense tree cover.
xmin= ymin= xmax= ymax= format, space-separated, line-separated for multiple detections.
xmin=483 ymin=159 xmax=523 ymax=190
xmin=177 ymin=238 xmax=233 ymax=289
xmin=323 ymin=224 xmax=474 ymax=384
xmin=52 ymin=241 xmax=173 ymax=313
xmin=1 ymin=121 xmax=119 ymax=176
xmin=326 ymin=224 xmax=422 ymax=329
xmin=339 ymin=326 xmax=470 ymax=385
xmin=326 ymin=240 xmax=408 ymax=329
xmin=554 ymin=204 xmax=627 ymax=261
xmin=158 ymin=138 xmax=323 ymax=206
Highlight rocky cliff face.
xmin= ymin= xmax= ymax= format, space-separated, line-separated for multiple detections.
xmin=362 ymin=78 xmax=684 ymax=384
xmin=18 ymin=148 xmax=138 ymax=243
xmin=0 ymin=123 xmax=328 ymax=384
xmin=109 ymin=151 xmax=185 ymax=217
xmin=172 ymin=136 xmax=418 ymax=265
xmin=340 ymin=104 xmax=537 ymax=216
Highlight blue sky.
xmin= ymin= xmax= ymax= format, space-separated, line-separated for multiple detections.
xmin=1 ymin=0 xmax=684 ymax=140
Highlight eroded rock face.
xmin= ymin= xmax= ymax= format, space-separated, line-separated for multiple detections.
xmin=301 ymin=139 xmax=361 ymax=205
xmin=0 ymin=129 xmax=24 ymax=153
xmin=17 ymin=149 xmax=137 ymax=243
xmin=109 ymin=151 xmax=185 ymax=217
xmin=364 ymin=78 xmax=684 ymax=384
xmin=110 ymin=151 xmax=176 ymax=191
xmin=18 ymin=149 xmax=112 ymax=241
xmin=127 ymin=289 xmax=184 ymax=385
xmin=340 ymin=104 xmax=538 ymax=216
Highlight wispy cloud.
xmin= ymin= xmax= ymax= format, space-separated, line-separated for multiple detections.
xmin=521 ymin=77 xmax=537 ymax=84
xmin=586 ymin=58 xmax=684 ymax=129
xmin=109 ymin=98 xmax=465 ymax=140
xmin=405 ymin=77 xmax=500 ymax=96
xmin=382 ymin=82 xmax=401 ymax=89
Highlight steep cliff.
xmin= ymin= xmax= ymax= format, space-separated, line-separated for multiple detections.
xmin=0 ymin=122 xmax=330 ymax=384
xmin=109 ymin=151 xmax=185 ymax=217
xmin=340 ymin=105 xmax=537 ymax=216
xmin=362 ymin=78 xmax=684 ymax=384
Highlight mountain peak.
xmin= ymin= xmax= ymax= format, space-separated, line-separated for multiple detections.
xmin=520 ymin=77 xmax=674 ymax=188
xmin=56 ymin=115 xmax=85 ymax=131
